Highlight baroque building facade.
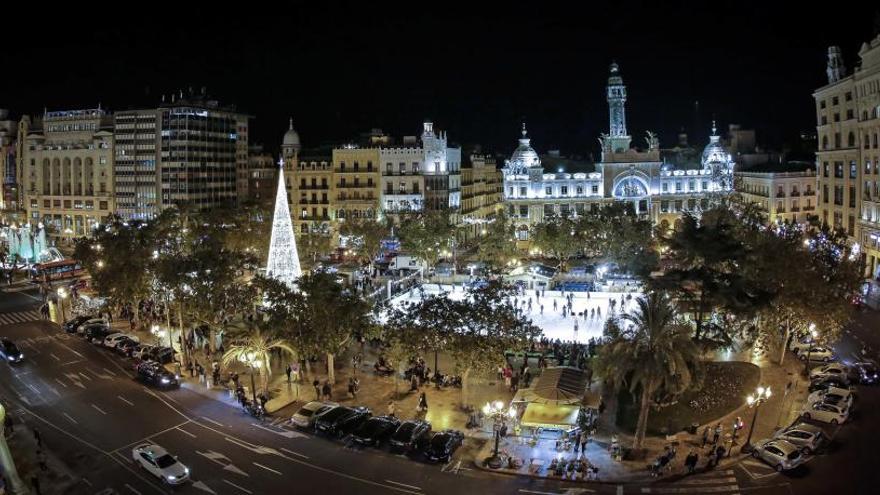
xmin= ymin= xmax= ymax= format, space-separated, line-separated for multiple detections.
xmin=735 ymin=163 xmax=817 ymax=225
xmin=502 ymin=64 xmax=735 ymax=240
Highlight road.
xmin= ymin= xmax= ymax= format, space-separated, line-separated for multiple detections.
xmin=3 ymin=283 xmax=872 ymax=494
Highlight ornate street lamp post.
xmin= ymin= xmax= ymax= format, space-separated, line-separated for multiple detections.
xmin=742 ymin=385 xmax=772 ymax=453
xmin=0 ymin=403 xmax=29 ymax=494
xmin=482 ymin=400 xmax=517 ymax=469
xmin=56 ymin=287 xmax=68 ymax=322
xmin=805 ymin=324 xmax=818 ymax=375
xmin=240 ymin=352 xmax=262 ymax=405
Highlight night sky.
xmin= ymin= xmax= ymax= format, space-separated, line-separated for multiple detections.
xmin=4 ymin=3 xmax=877 ymax=158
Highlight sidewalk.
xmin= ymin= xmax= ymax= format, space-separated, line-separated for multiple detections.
xmin=5 ymin=416 xmax=80 ymax=495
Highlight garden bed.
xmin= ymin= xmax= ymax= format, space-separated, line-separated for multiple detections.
xmin=616 ymin=361 xmax=760 ymax=436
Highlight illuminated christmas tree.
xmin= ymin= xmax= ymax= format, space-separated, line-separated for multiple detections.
xmin=265 ymin=158 xmax=302 ymax=287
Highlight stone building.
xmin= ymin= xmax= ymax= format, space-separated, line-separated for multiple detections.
xmin=735 ymin=162 xmax=818 ymax=225
xmin=460 ymin=152 xmax=503 ymax=242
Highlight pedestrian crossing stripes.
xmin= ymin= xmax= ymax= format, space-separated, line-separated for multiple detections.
xmin=0 ymin=310 xmax=43 ymax=326
xmin=642 ymin=469 xmax=740 ymax=494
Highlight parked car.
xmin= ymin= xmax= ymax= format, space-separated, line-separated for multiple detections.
xmin=136 ymin=361 xmax=180 ymax=388
xmin=750 ymin=439 xmax=805 ymax=471
xmin=0 ymin=339 xmax=24 ymax=363
xmin=71 ymin=317 xmax=107 ymax=335
xmin=140 ymin=346 xmax=175 ymax=364
xmin=131 ymin=442 xmax=189 ymax=485
xmin=423 ymin=430 xmax=464 ymax=463
xmin=809 ymin=376 xmax=851 ymax=393
xmin=772 ymin=423 xmax=826 ymax=454
xmin=337 ymin=407 xmax=372 ymax=437
xmin=807 ymin=386 xmax=854 ymax=409
xmin=389 ymin=420 xmax=432 ymax=453
xmin=798 ymin=346 xmax=836 ymax=362
xmin=800 ymin=400 xmax=849 ymax=425
xmin=809 ymin=363 xmax=849 ymax=383
xmin=115 ymin=338 xmax=140 ymax=357
xmin=104 ymin=333 xmax=139 ymax=349
xmin=314 ymin=407 xmax=361 ymax=438
xmin=63 ymin=315 xmax=96 ymax=333
xmin=291 ymin=402 xmax=337 ymax=429
xmin=789 ymin=336 xmax=816 ymax=355
xmin=131 ymin=345 xmax=157 ymax=360
xmin=84 ymin=325 xmax=113 ymax=344
xmin=850 ymin=361 xmax=879 ymax=385
xmin=350 ymin=415 xmax=401 ymax=447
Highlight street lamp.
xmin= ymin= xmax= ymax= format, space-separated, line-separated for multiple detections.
xmin=482 ymin=400 xmax=517 ymax=469
xmin=240 ymin=352 xmax=262 ymax=405
xmin=742 ymin=386 xmax=772 ymax=453
xmin=805 ymin=324 xmax=818 ymax=375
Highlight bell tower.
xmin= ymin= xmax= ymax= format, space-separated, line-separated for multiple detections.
xmin=606 ymin=62 xmax=631 ymax=152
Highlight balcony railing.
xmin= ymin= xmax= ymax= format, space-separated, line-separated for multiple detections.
xmin=790 ymin=191 xmax=801 ymax=197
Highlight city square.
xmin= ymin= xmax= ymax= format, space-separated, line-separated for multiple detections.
xmin=1 ymin=5 xmax=880 ymax=495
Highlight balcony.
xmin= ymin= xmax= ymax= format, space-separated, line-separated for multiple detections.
xmin=790 ymin=207 xmax=801 ymax=212
xmin=299 ymin=184 xmax=329 ymax=190
xmin=337 ymin=168 xmax=374 ymax=174
xmin=803 ymin=205 xmax=815 ymax=211
xmin=790 ymin=191 xmax=801 ymax=197
xmin=776 ymin=192 xmax=786 ymax=198
xmin=336 ymin=183 xmax=375 ymax=189
xmin=776 ymin=209 xmax=786 ymax=214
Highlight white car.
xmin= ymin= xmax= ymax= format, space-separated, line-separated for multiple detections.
xmin=800 ymin=400 xmax=848 ymax=425
xmin=291 ymin=401 xmax=338 ymax=428
xmin=751 ymin=439 xmax=805 ymax=471
xmin=75 ymin=318 xmax=108 ymax=335
xmin=772 ymin=423 xmax=825 ymax=455
xmin=131 ymin=443 xmax=189 ymax=485
xmin=799 ymin=346 xmax=835 ymax=362
xmin=132 ymin=345 xmax=156 ymax=360
xmin=807 ymin=386 xmax=854 ymax=409
xmin=104 ymin=333 xmax=139 ymax=349
xmin=809 ymin=363 xmax=849 ymax=382
xmin=790 ymin=337 xmax=816 ymax=354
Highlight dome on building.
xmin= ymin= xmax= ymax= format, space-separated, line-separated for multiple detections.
xmin=509 ymin=123 xmax=541 ymax=169
xmin=282 ymin=117 xmax=301 ymax=149
xmin=701 ymin=121 xmax=730 ymax=166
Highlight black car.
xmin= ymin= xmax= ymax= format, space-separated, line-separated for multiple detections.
xmin=338 ymin=408 xmax=373 ymax=437
xmin=0 ymin=339 xmax=24 ymax=364
xmin=851 ymin=361 xmax=879 ymax=385
xmin=136 ymin=361 xmax=180 ymax=388
xmin=63 ymin=315 xmax=95 ymax=333
xmin=315 ymin=406 xmax=371 ymax=438
xmin=389 ymin=420 xmax=432 ymax=452
xmin=423 ymin=430 xmax=464 ymax=463
xmin=83 ymin=324 xmax=112 ymax=344
xmin=115 ymin=338 xmax=140 ymax=357
xmin=351 ymin=415 xmax=400 ymax=447
xmin=809 ymin=376 xmax=850 ymax=392
xmin=145 ymin=346 xmax=175 ymax=364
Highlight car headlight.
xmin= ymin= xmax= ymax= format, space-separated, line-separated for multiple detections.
xmin=161 ymin=378 xmax=170 ymax=384
xmin=167 ymin=475 xmax=176 ymax=481
xmin=184 ymin=467 xmax=189 ymax=474
xmin=6 ymin=356 xmax=12 ymax=361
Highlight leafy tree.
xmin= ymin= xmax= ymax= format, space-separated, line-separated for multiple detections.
xmin=339 ymin=216 xmax=392 ymax=270
xmin=594 ymin=292 xmax=700 ymax=450
xmin=254 ymin=275 xmax=317 ymax=373
xmin=578 ymin=203 xmax=658 ymax=276
xmin=530 ymin=214 xmax=580 ymax=271
xmin=298 ymin=271 xmax=375 ymax=384
xmin=397 ymin=209 xmax=455 ymax=274
xmin=476 ymin=212 xmax=518 ymax=273
xmin=297 ymin=222 xmax=333 ymax=271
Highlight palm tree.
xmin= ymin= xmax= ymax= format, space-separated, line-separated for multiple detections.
xmin=595 ymin=291 xmax=700 ymax=451
xmin=221 ymin=328 xmax=296 ymax=394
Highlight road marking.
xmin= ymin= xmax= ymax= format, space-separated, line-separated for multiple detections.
xmin=252 ymin=462 xmax=282 ymax=475
xmin=617 ymin=486 xmax=624 ymax=495
xmin=641 ymin=486 xmax=740 ymax=493
xmin=27 ymin=384 xmax=41 ymax=395
xmin=124 ymin=483 xmax=142 ymax=495
xmin=62 ymin=412 xmax=78 ymax=424
xmin=192 ymin=480 xmax=217 ymax=494
xmin=118 ymin=396 xmax=134 ymax=406
xmin=195 ymin=450 xmax=249 ymax=477
xmin=103 ymin=367 xmax=118 ymax=376
xmin=280 ymin=447 xmax=310 ymax=459
xmin=50 ymin=353 xmax=61 ymax=362
xmin=222 ymin=479 xmax=253 ymax=494
xmin=201 ymin=416 xmax=225 ymax=427
xmin=61 ymin=360 xmax=82 ymax=366
xmin=78 ymin=372 xmax=93 ymax=381
xmin=81 ymin=478 xmax=93 ymax=486
xmin=91 ymin=404 xmax=108 ymax=415
xmin=677 ymin=477 xmax=738 ymax=485
xmin=250 ymin=422 xmax=308 ymax=439
xmin=519 ymin=490 xmax=559 ymax=495
xmin=176 ymin=427 xmax=197 ymax=438
xmin=386 ymin=480 xmax=422 ymax=491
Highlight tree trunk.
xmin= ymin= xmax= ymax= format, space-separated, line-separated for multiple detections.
xmin=779 ymin=318 xmax=791 ymax=365
xmin=633 ymin=385 xmax=652 ymax=451
xmin=178 ymin=303 xmax=187 ymax=366
xmin=460 ymin=367 xmax=472 ymax=410
xmin=327 ymin=352 xmax=336 ymax=384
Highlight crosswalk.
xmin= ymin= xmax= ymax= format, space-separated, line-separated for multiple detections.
xmin=0 ymin=310 xmax=44 ymax=326
xmin=641 ymin=469 xmax=741 ymax=494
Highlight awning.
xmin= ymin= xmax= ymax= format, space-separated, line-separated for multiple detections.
xmin=520 ymin=402 xmax=580 ymax=429
xmin=518 ymin=366 xmax=587 ymax=405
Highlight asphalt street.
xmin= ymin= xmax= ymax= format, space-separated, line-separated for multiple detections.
xmin=1 ymin=283 xmax=876 ymax=495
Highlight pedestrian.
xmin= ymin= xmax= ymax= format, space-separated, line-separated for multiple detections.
xmin=33 ymin=428 xmax=42 ymax=448
xmin=31 ymin=475 xmax=41 ymax=495
xmin=37 ymin=449 xmax=48 ymax=471
xmin=410 ymin=373 xmax=419 ymax=392
xmin=714 ymin=445 xmax=726 ymax=467
xmin=685 ymin=450 xmax=698 ymax=474
xmin=540 ymin=304 xmax=544 ymax=315
xmin=322 ymin=380 xmax=332 ymax=401
xmin=712 ymin=423 xmax=722 ymax=446
xmin=700 ymin=426 xmax=709 ymax=448
xmin=387 ymin=401 xmax=396 ymax=417
xmin=417 ymin=392 xmax=428 ymax=413
xmin=291 ymin=362 xmax=300 ymax=383
xmin=286 ymin=364 xmax=292 ymax=384
xmin=313 ymin=379 xmax=321 ymax=400
xmin=348 ymin=377 xmax=357 ymax=399
xmin=553 ymin=300 xmax=558 ymax=311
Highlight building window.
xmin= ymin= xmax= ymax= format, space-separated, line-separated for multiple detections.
xmin=688 ymin=180 xmax=695 ymax=191
xmin=662 ymin=182 xmax=668 ymax=192
xmin=508 ymin=187 xmax=514 ymax=197
xmin=820 ymin=100 xmax=826 ymax=109
xmin=848 ymin=132 xmax=856 ymax=148
xmin=834 ymin=185 xmax=843 ymax=205
xmin=544 ymin=204 xmax=554 ymax=216
xmin=851 ymin=161 xmax=857 ymax=179
xmin=576 ymin=186 xmax=583 ymax=195
xmin=848 ymin=215 xmax=855 ymax=236
xmin=520 ymin=186 xmax=527 ymax=196
xmin=660 ymin=200 xmax=669 ymax=212
xmin=561 ymin=186 xmax=568 ymax=195
xmin=834 ymin=133 xmax=841 ymax=148
xmin=386 ymin=163 xmax=392 ymax=173
xmin=823 ymin=162 xmax=829 ymax=177
xmin=822 ymin=184 xmax=829 ymax=204
xmin=846 ymin=109 xmax=854 ymax=120
xmin=835 ymin=162 xmax=843 ymax=178
xmin=822 ymin=136 xmax=828 ymax=150
xmin=850 ymin=185 xmax=856 ymax=207
xmin=832 ymin=96 xmax=839 ymax=105
xmin=821 ymin=116 xmax=828 ymax=125
xmin=591 ymin=185 xmax=598 ymax=194
xmin=675 ymin=182 xmax=682 ymax=192
xmin=519 ymin=205 xmax=528 ymax=217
